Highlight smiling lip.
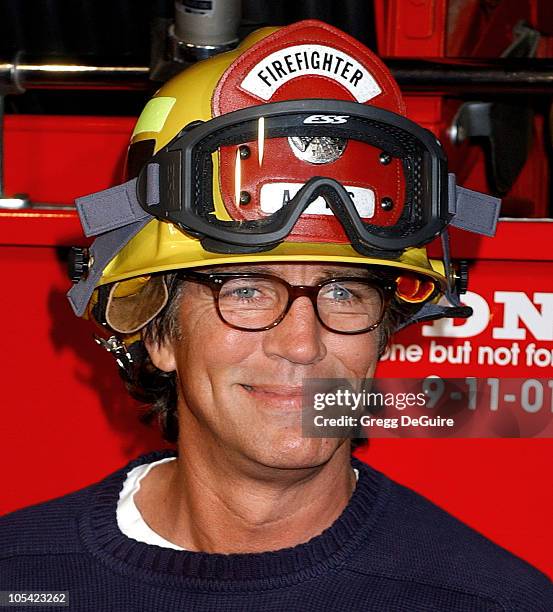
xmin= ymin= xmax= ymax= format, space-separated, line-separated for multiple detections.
xmin=240 ymin=384 xmax=305 ymax=410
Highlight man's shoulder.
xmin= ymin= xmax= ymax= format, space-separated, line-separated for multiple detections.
xmin=0 ymin=482 xmax=98 ymax=559
xmin=351 ymin=466 xmax=553 ymax=610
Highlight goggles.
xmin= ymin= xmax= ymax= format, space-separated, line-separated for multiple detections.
xmin=134 ymin=99 xmax=499 ymax=257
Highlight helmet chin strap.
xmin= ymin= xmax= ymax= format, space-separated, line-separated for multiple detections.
xmin=93 ymin=334 xmax=134 ymax=377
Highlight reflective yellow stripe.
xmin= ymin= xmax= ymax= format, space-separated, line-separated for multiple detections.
xmin=131 ymin=97 xmax=176 ymax=137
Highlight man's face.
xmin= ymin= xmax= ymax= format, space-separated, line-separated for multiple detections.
xmin=149 ymin=263 xmax=381 ymax=470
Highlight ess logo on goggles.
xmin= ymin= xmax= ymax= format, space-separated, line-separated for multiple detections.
xmin=303 ymin=115 xmax=350 ymax=124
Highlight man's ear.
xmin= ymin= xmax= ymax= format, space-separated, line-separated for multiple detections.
xmin=144 ymin=336 xmax=177 ymax=373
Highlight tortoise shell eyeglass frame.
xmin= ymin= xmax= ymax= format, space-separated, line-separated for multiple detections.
xmin=176 ymin=269 xmax=396 ymax=334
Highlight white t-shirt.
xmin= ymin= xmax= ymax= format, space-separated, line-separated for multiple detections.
xmin=117 ymin=456 xmax=359 ymax=550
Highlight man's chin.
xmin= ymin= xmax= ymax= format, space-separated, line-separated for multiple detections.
xmin=248 ymin=436 xmax=348 ymax=472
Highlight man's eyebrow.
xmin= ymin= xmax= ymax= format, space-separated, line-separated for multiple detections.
xmin=317 ymin=267 xmax=370 ymax=279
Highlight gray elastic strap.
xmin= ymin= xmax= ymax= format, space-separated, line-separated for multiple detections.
xmin=66 ymin=218 xmax=152 ymax=316
xmin=450 ymin=183 xmax=501 ymax=237
xmin=76 ymin=177 xmax=150 ymax=237
xmin=447 ymin=173 xmax=457 ymax=215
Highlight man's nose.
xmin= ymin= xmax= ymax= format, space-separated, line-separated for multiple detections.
xmin=262 ymin=296 xmax=327 ymax=365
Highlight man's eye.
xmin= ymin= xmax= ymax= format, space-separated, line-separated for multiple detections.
xmin=225 ymin=286 xmax=259 ymax=299
xmin=323 ymin=284 xmax=355 ymax=301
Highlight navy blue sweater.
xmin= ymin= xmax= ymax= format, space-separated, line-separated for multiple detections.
xmin=1 ymin=449 xmax=552 ymax=611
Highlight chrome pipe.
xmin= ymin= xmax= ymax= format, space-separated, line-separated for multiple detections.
xmin=1 ymin=57 xmax=552 ymax=94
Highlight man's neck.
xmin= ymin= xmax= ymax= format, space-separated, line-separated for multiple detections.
xmin=134 ymin=445 xmax=357 ymax=554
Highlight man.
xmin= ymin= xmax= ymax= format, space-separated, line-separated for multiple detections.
xmin=1 ymin=20 xmax=552 ymax=611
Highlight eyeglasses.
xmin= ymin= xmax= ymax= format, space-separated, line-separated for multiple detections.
xmin=178 ymin=270 xmax=394 ymax=334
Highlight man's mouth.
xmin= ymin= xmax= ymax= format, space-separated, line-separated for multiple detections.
xmin=240 ymin=384 xmax=305 ymax=410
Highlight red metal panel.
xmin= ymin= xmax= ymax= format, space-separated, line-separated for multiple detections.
xmin=374 ymin=0 xmax=552 ymax=218
xmin=429 ymin=220 xmax=553 ymax=261
xmin=0 ymin=209 xmax=84 ymax=247
xmin=0 ymin=245 xmax=165 ymax=514
xmin=4 ymin=115 xmax=135 ymax=205
xmin=444 ymin=112 xmax=549 ymax=218
xmin=380 ymin=0 xmax=447 ymax=57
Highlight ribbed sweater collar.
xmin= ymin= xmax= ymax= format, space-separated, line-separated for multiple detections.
xmin=79 ymin=449 xmax=389 ymax=591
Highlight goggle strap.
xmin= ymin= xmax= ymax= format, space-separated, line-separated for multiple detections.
xmin=75 ymin=177 xmax=151 ymax=238
xmin=449 ymin=176 xmax=501 ymax=237
xmin=447 ymin=173 xmax=458 ymax=215
xmin=67 ymin=217 xmax=152 ymax=316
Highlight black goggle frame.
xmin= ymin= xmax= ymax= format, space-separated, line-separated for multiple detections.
xmin=135 ymin=99 xmax=449 ymax=258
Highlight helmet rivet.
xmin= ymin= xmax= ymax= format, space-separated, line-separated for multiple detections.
xmin=239 ymin=191 xmax=251 ymax=205
xmin=379 ymin=152 xmax=392 ymax=165
xmin=239 ymin=145 xmax=251 ymax=160
xmin=380 ymin=197 xmax=394 ymax=211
